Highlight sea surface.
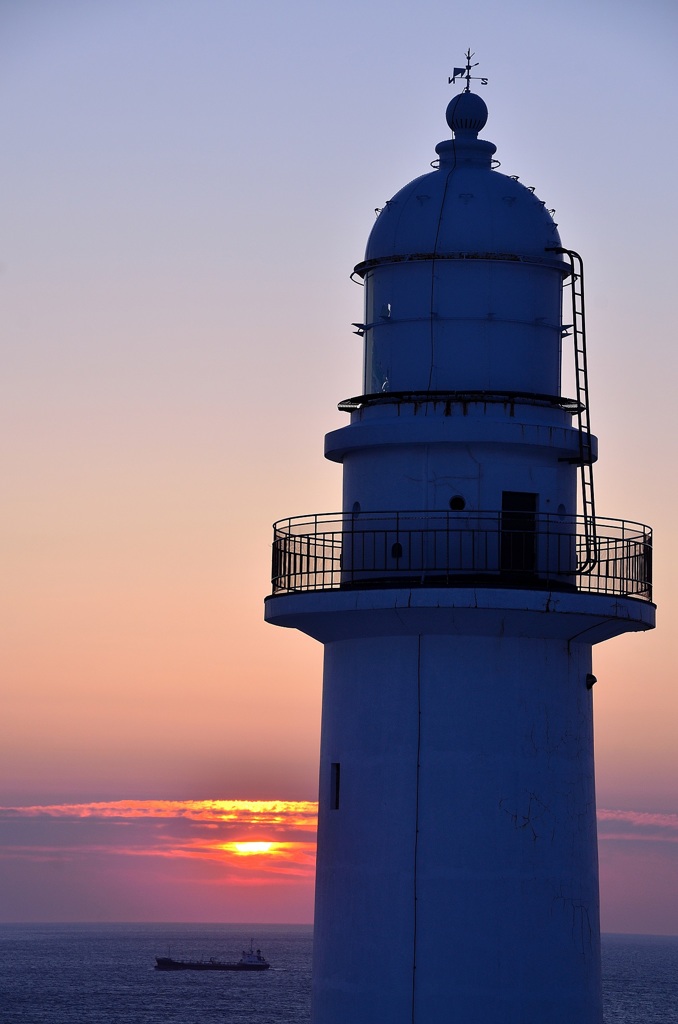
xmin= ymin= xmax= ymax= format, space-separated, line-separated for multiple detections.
xmin=0 ymin=924 xmax=676 ymax=1023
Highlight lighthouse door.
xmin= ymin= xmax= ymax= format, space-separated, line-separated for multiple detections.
xmin=501 ymin=491 xmax=537 ymax=575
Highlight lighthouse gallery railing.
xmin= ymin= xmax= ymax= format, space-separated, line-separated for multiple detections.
xmin=270 ymin=511 xmax=652 ymax=601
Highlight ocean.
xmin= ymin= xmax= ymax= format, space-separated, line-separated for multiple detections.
xmin=0 ymin=924 xmax=675 ymax=1023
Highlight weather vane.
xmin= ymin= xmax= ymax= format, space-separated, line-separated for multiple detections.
xmin=448 ymin=49 xmax=488 ymax=92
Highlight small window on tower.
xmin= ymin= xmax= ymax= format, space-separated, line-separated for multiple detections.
xmin=330 ymin=763 xmax=341 ymax=810
xmin=449 ymin=495 xmax=466 ymax=511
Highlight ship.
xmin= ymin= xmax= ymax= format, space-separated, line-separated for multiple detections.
xmin=155 ymin=939 xmax=270 ymax=971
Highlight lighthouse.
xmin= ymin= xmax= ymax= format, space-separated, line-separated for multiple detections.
xmin=265 ymin=58 xmax=655 ymax=1024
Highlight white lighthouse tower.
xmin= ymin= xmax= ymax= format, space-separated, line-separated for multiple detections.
xmin=265 ymin=58 xmax=655 ymax=1024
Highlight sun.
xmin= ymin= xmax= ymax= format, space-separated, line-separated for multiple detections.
xmin=229 ymin=841 xmax=275 ymax=856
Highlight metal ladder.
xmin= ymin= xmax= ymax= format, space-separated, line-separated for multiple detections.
xmin=548 ymin=247 xmax=597 ymax=573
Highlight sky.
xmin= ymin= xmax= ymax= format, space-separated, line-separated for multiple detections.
xmin=1 ymin=0 xmax=677 ymax=932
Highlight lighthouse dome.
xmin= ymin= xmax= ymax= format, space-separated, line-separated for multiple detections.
xmin=356 ymin=92 xmax=568 ymax=397
xmin=363 ymin=98 xmax=561 ymax=261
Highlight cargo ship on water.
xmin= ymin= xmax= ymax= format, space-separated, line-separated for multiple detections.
xmin=155 ymin=940 xmax=269 ymax=971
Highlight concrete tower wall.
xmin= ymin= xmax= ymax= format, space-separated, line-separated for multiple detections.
xmin=333 ymin=428 xmax=582 ymax=516
xmin=313 ymin=627 xmax=599 ymax=1024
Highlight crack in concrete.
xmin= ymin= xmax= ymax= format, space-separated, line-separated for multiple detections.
xmin=552 ymin=889 xmax=594 ymax=955
xmin=499 ymin=791 xmax=550 ymax=842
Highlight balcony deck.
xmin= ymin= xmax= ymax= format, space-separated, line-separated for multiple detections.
xmin=270 ymin=511 xmax=652 ymax=602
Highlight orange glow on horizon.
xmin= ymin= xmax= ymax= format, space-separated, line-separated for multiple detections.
xmin=0 ymin=799 xmax=319 ymax=923
xmin=3 ymin=799 xmax=318 ymax=830
xmin=0 ymin=800 xmax=318 ymax=883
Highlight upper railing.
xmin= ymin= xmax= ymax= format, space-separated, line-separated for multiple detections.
xmin=270 ymin=511 xmax=652 ymax=601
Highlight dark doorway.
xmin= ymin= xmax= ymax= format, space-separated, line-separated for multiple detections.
xmin=330 ymin=762 xmax=341 ymax=810
xmin=501 ymin=491 xmax=537 ymax=573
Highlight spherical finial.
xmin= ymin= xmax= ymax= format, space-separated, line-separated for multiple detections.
xmin=446 ymin=91 xmax=488 ymax=135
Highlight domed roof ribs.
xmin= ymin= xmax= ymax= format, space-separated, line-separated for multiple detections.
xmin=427 ymin=164 xmax=457 ymax=390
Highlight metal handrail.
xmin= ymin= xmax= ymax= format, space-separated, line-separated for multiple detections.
xmin=270 ymin=510 xmax=652 ymax=601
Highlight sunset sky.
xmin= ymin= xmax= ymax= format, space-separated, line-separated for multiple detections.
xmin=1 ymin=1 xmax=677 ymax=933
